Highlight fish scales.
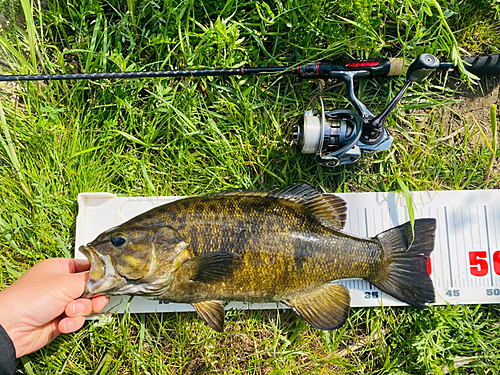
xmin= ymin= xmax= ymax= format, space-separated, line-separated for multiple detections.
xmin=154 ymin=195 xmax=379 ymax=302
xmin=81 ymin=183 xmax=437 ymax=331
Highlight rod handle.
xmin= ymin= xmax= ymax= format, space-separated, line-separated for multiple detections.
xmin=462 ymin=54 xmax=500 ymax=76
xmin=387 ymin=58 xmax=406 ymax=76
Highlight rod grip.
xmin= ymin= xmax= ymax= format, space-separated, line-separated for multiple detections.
xmin=462 ymin=54 xmax=500 ymax=76
xmin=387 ymin=58 xmax=406 ymax=76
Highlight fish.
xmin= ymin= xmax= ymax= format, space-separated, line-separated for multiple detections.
xmin=80 ymin=183 xmax=436 ymax=332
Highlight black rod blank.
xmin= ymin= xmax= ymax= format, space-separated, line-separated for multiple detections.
xmin=0 ymin=66 xmax=292 ymax=82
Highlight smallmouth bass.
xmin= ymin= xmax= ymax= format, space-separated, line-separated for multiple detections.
xmin=80 ymin=184 xmax=436 ymax=331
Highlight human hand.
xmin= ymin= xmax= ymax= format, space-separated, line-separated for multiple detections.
xmin=0 ymin=258 xmax=109 ymax=358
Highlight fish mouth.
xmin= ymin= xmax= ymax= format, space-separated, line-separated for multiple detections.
xmin=79 ymin=245 xmax=127 ymax=298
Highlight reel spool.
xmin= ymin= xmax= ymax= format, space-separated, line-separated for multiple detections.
xmin=293 ymin=99 xmax=364 ymax=167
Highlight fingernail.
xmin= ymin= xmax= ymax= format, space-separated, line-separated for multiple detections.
xmin=73 ymin=303 xmax=85 ymax=315
xmin=64 ymin=320 xmax=74 ymax=333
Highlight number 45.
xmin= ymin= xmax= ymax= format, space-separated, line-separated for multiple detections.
xmin=445 ymin=290 xmax=460 ymax=297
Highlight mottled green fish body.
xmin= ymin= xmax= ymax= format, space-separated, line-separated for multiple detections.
xmin=81 ymin=184 xmax=436 ymax=331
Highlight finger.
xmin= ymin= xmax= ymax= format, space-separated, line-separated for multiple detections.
xmin=64 ymin=258 xmax=91 ymax=274
xmin=65 ymin=298 xmax=93 ymax=317
xmin=58 ymin=316 xmax=86 ymax=334
xmin=71 ymin=258 xmax=91 ymax=273
xmin=58 ymin=270 xmax=89 ymax=300
xmin=49 ymin=316 xmax=62 ymax=342
xmin=92 ymin=296 xmax=110 ymax=313
xmin=34 ymin=258 xmax=91 ymax=275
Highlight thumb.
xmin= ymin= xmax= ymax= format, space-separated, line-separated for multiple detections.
xmin=57 ymin=270 xmax=90 ymax=301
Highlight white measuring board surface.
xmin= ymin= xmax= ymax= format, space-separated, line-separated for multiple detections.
xmin=75 ymin=189 xmax=500 ymax=314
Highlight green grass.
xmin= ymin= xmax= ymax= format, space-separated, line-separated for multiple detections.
xmin=1 ymin=0 xmax=500 ymax=373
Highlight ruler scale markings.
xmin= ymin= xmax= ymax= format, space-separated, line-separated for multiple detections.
xmin=436 ymin=206 xmax=449 ymax=288
xmin=344 ymin=204 xmax=353 ymax=233
xmin=467 ymin=205 xmax=474 ymax=288
xmin=451 ymin=206 xmax=459 ymax=288
xmin=429 ymin=206 xmax=440 ymax=289
xmin=475 ymin=204 xmax=489 ymax=287
xmin=378 ymin=207 xmax=383 ymax=234
xmin=476 ymin=207 xmax=482 ymax=286
xmin=484 ymin=206 xmax=494 ymax=287
xmin=364 ymin=208 xmax=369 ymax=237
xmin=354 ymin=208 xmax=363 ymax=239
xmin=461 ymin=205 xmax=470 ymax=289
xmin=459 ymin=206 xmax=467 ymax=288
xmin=467 ymin=205 xmax=479 ymax=288
xmin=458 ymin=206 xmax=467 ymax=288
xmin=475 ymin=205 xmax=483 ymax=288
xmin=444 ymin=206 xmax=454 ymax=288
xmin=475 ymin=205 xmax=487 ymax=288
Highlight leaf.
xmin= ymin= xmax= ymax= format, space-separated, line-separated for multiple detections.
xmin=0 ymin=101 xmax=32 ymax=199
xmin=86 ymin=14 xmax=102 ymax=73
xmin=112 ymin=130 xmax=149 ymax=147
xmin=427 ymin=0 xmax=478 ymax=82
xmin=141 ymin=158 xmax=156 ymax=194
xmin=70 ymin=146 xmax=103 ymax=159
xmin=20 ymin=0 xmax=38 ymax=70
xmin=397 ymin=178 xmax=415 ymax=234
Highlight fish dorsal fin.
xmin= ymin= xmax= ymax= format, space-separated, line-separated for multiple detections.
xmin=270 ymin=183 xmax=347 ymax=231
xmin=182 ymin=251 xmax=242 ymax=283
xmin=285 ymin=283 xmax=351 ymax=330
xmin=211 ymin=183 xmax=347 ymax=230
xmin=192 ymin=300 xmax=225 ymax=332
xmin=209 ymin=189 xmax=270 ymax=198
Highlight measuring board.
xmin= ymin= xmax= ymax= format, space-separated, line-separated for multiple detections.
xmin=75 ymin=189 xmax=500 ymax=314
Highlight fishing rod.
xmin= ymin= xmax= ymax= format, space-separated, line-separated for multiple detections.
xmin=2 ymin=53 xmax=499 ymax=166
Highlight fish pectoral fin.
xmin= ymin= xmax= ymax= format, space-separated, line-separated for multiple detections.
xmin=285 ymin=283 xmax=351 ymax=330
xmin=182 ymin=251 xmax=242 ymax=283
xmin=192 ymin=300 xmax=225 ymax=332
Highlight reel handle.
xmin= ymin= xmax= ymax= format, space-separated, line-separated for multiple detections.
xmin=406 ymin=53 xmax=440 ymax=82
xmin=365 ymin=53 xmax=440 ymax=135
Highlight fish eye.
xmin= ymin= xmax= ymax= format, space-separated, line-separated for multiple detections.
xmin=111 ymin=233 xmax=126 ymax=247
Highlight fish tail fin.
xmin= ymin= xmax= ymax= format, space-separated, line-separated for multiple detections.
xmin=369 ymin=218 xmax=437 ymax=308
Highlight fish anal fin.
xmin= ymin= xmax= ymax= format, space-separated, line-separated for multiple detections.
xmin=285 ymin=283 xmax=351 ymax=330
xmin=182 ymin=251 xmax=242 ymax=283
xmin=192 ymin=300 xmax=225 ymax=332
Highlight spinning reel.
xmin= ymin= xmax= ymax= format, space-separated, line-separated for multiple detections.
xmin=292 ymin=53 xmax=441 ymax=166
